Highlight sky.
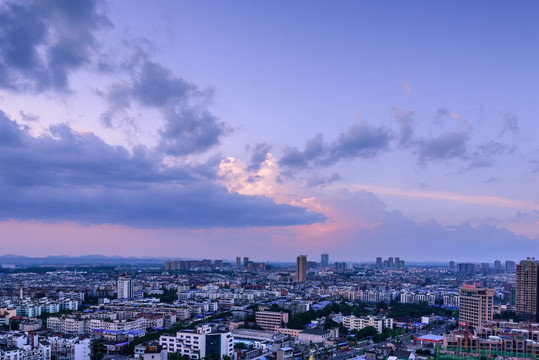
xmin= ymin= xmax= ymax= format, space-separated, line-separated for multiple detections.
xmin=0 ymin=0 xmax=538 ymax=262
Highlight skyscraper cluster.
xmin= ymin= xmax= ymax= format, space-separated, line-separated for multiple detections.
xmin=454 ymin=260 xmax=517 ymax=275
xmin=234 ymin=256 xmax=266 ymax=270
xmin=375 ymin=256 xmax=405 ymax=270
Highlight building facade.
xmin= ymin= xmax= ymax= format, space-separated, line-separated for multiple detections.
xmin=516 ymin=259 xmax=539 ymax=321
xmin=159 ymin=324 xmax=233 ymax=359
xmin=255 ymin=311 xmax=289 ymax=331
xmin=118 ymin=274 xmax=133 ymax=299
xmin=342 ymin=315 xmax=393 ymax=333
xmin=296 ymin=256 xmax=307 ymax=282
xmin=321 ymin=254 xmax=329 ymax=268
xmin=458 ymin=286 xmax=494 ymax=328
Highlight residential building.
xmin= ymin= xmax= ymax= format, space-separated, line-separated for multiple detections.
xmin=47 ymin=336 xmax=91 ymax=360
xmin=159 ymin=324 xmax=233 ymax=359
xmin=296 ymin=255 xmax=307 ymax=282
xmin=342 ymin=315 xmax=393 ymax=333
xmin=458 ymin=285 xmax=494 ymax=328
xmin=297 ymin=329 xmax=331 ymax=344
xmin=516 ymin=259 xmax=539 ymax=321
xmin=255 ymin=311 xmax=289 ymax=331
xmin=321 ymin=254 xmax=329 ymax=268
xmin=505 ymin=260 xmax=516 ymax=273
xmin=118 ymin=274 xmax=133 ymax=299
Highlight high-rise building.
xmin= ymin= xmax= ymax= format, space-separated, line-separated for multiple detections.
xmin=321 ymin=253 xmax=329 ymax=267
xmin=458 ymin=285 xmax=494 ymax=328
xmin=117 ymin=274 xmax=133 ymax=299
xmin=296 ymin=255 xmax=307 ymax=282
xmin=376 ymin=257 xmax=382 ymax=268
xmin=236 ymin=257 xmax=241 ymax=268
xmin=516 ymin=259 xmax=539 ymax=321
xmin=449 ymin=261 xmax=455 ymax=270
xmin=505 ymin=260 xmax=516 ymax=273
xmin=395 ymin=257 xmax=400 ymax=269
xmin=494 ymin=260 xmax=502 ymax=272
xmin=388 ymin=257 xmax=394 ymax=269
xmin=457 ymin=263 xmax=476 ymax=275
xmin=243 ymin=257 xmax=249 ymax=267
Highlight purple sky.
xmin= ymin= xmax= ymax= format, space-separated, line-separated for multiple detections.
xmin=0 ymin=0 xmax=538 ymax=262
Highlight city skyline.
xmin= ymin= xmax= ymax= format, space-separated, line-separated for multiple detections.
xmin=0 ymin=1 xmax=538 ymax=261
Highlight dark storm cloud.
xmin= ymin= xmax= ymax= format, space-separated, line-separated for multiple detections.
xmin=248 ymin=142 xmax=272 ymax=170
xmin=0 ymin=0 xmax=229 ymax=156
xmin=279 ymin=122 xmax=392 ymax=169
xmin=0 ymin=0 xmax=110 ymax=92
xmin=0 ymin=112 xmax=325 ymax=227
xmin=101 ymin=59 xmax=231 ymax=155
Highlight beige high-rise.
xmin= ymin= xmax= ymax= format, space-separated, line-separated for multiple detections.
xmin=458 ymin=286 xmax=494 ymax=328
xmin=516 ymin=259 xmax=539 ymax=321
xmin=296 ymin=255 xmax=307 ymax=282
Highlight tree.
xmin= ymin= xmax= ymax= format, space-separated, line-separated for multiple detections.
xmin=355 ymin=326 xmax=378 ymax=340
xmin=91 ymin=341 xmax=105 ymax=360
xmin=168 ymin=353 xmax=190 ymax=360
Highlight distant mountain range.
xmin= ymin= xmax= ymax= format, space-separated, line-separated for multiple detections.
xmin=0 ymin=254 xmax=172 ymax=266
xmin=0 ymin=254 xmax=459 ymax=267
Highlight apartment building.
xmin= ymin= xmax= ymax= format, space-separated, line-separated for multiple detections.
xmin=159 ymin=324 xmax=233 ymax=359
xmin=255 ymin=311 xmax=289 ymax=331
xmin=342 ymin=315 xmax=393 ymax=333
xmin=516 ymin=259 xmax=539 ymax=321
xmin=47 ymin=337 xmax=90 ymax=360
xmin=458 ymin=285 xmax=494 ymax=328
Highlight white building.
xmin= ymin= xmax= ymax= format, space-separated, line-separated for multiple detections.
xmin=342 ymin=315 xmax=393 ymax=333
xmin=47 ymin=317 xmax=87 ymax=336
xmin=0 ymin=331 xmax=51 ymax=360
xmin=47 ymin=336 xmax=91 ymax=360
xmin=118 ymin=274 xmax=134 ymax=299
xmin=160 ymin=324 xmax=233 ymax=359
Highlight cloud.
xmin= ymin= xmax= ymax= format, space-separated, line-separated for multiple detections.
xmin=417 ymin=130 xmax=469 ymax=164
xmin=500 ymin=112 xmax=519 ymax=136
xmin=19 ymin=111 xmax=39 ymax=122
xmin=280 ymin=133 xmax=325 ymax=169
xmin=247 ymin=142 xmax=272 ymax=171
xmin=468 ymin=141 xmax=513 ymax=169
xmin=0 ymin=112 xmax=325 ymax=228
xmin=306 ymin=173 xmax=342 ymax=187
xmin=279 ymin=121 xmax=392 ymax=170
xmin=323 ymin=189 xmax=537 ymax=261
xmin=392 ymin=107 xmax=415 ymax=148
xmin=100 ymin=58 xmax=231 ymax=155
xmin=0 ymin=0 xmax=110 ymax=92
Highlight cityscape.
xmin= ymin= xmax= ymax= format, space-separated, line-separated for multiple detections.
xmin=0 ymin=1 xmax=538 ymax=360
xmin=0 ymin=255 xmax=538 ymax=360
